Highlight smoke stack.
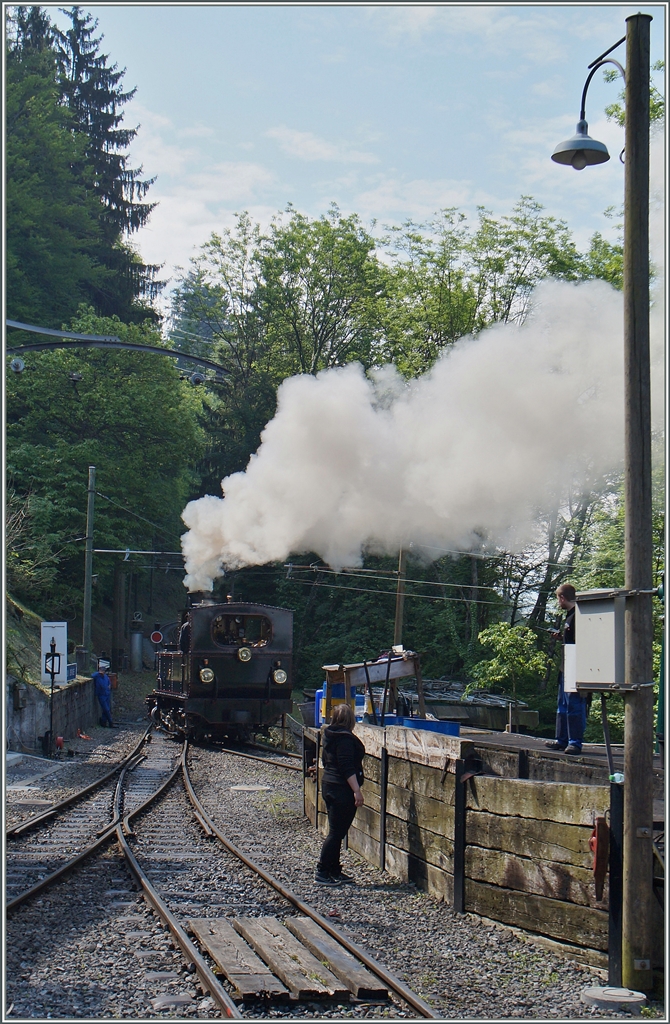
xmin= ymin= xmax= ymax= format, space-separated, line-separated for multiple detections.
xmin=187 ymin=591 xmax=217 ymax=608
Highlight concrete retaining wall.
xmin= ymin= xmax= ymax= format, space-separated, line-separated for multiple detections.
xmin=5 ymin=675 xmax=98 ymax=752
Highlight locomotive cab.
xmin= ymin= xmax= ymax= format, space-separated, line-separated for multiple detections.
xmin=149 ymin=597 xmax=293 ymax=740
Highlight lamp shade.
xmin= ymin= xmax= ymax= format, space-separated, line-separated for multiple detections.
xmin=551 ymin=119 xmax=610 ymax=170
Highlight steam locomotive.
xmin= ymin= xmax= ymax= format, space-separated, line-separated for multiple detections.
xmin=147 ymin=593 xmax=293 ymax=741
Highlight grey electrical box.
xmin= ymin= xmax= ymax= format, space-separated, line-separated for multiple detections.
xmin=575 ymin=589 xmax=626 ymax=689
xmin=13 ymin=682 xmax=28 ymax=710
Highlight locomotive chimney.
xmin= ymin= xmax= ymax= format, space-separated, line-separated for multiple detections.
xmin=187 ymin=591 xmax=217 ymax=607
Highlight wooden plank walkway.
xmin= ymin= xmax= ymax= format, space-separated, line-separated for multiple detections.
xmin=286 ymin=916 xmax=388 ymax=999
xmin=233 ymin=916 xmax=350 ymax=1001
xmin=188 ymin=918 xmax=288 ymax=1000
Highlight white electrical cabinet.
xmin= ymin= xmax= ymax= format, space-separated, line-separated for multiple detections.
xmin=575 ymin=589 xmax=626 ymax=689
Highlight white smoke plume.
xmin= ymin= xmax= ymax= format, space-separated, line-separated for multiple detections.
xmin=182 ymin=270 xmax=664 ymax=592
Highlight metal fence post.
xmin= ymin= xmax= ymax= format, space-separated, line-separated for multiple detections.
xmin=453 ymin=758 xmax=466 ymax=912
xmin=609 ymin=781 xmax=624 ymax=986
xmin=379 ymin=748 xmax=389 ymax=871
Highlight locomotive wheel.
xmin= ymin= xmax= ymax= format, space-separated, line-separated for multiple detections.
xmin=185 ymin=716 xmax=206 ymax=743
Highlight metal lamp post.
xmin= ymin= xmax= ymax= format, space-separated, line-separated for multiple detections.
xmin=44 ymin=636 xmax=61 ymax=757
xmin=552 ymin=14 xmax=654 ymax=994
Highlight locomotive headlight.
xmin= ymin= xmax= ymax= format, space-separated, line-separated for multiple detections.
xmin=237 ymin=647 xmax=252 ymax=663
xmin=273 ymin=668 xmax=288 ymax=684
xmin=199 ymin=667 xmax=215 ymax=684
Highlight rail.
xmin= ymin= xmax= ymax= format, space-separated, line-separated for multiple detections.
xmin=6 ymin=728 xmax=151 ymax=838
xmin=113 ymin=739 xmax=242 ymax=1019
xmin=181 ymin=744 xmax=440 ymax=1019
xmin=221 ymin=744 xmax=302 ymax=772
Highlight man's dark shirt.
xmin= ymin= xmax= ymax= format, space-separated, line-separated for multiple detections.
xmin=563 ymin=607 xmax=576 ymax=645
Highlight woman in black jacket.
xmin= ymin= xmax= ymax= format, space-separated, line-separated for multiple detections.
xmin=315 ymin=702 xmax=365 ymax=886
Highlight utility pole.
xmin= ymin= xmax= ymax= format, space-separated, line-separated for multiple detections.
xmin=393 ymin=548 xmax=407 ymax=646
xmin=82 ymin=465 xmax=96 ymax=673
xmin=621 ymin=12 xmax=654 ymax=994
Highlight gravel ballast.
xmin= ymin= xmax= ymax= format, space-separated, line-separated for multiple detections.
xmin=5 ymin=727 xmax=664 ymax=1020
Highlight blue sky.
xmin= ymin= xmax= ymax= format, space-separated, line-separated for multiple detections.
xmin=48 ymin=4 xmax=666 ymax=292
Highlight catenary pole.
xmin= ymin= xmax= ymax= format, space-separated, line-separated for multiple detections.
xmin=82 ymin=466 xmax=96 ymax=671
xmin=622 ymin=12 xmax=654 ymax=994
xmin=393 ymin=548 xmax=407 ymax=646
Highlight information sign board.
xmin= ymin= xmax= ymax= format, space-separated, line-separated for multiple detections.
xmin=41 ymin=622 xmax=68 ymax=686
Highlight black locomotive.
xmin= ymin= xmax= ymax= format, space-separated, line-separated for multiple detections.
xmin=147 ymin=593 xmax=293 ymax=741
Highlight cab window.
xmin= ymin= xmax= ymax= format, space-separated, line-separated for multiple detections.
xmin=211 ymin=614 xmax=272 ymax=648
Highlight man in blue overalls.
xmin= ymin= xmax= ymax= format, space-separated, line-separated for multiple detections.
xmin=93 ymin=662 xmax=116 ymax=728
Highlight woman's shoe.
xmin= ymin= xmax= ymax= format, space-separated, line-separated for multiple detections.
xmin=315 ymin=870 xmax=342 ymax=886
xmin=333 ymin=870 xmax=355 ymax=883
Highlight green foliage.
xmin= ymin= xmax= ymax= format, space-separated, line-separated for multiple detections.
xmin=6 ymin=309 xmax=204 ymax=616
xmin=55 ymin=6 xmax=155 ymax=236
xmin=581 ymin=232 xmax=623 ymax=290
xmin=261 ymin=204 xmax=385 ymax=375
xmin=5 ymin=4 xmax=161 ymax=326
xmin=471 ymin=623 xmax=547 ymax=701
xmin=53 ymin=6 xmax=162 ymax=317
xmin=170 ymin=207 xmax=385 ymax=490
xmin=5 ymin=36 xmax=109 ymax=327
xmin=604 ymin=60 xmax=665 ymax=130
xmin=380 ymin=198 xmax=583 ymax=375
xmin=5 ymin=489 xmax=59 ymax=600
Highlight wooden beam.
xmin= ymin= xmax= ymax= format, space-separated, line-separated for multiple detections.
xmin=466 ymin=846 xmax=605 ymax=908
xmin=388 ymin=757 xmax=456 ymax=801
xmin=232 ymin=917 xmax=348 ymax=1000
xmin=285 ymin=917 xmax=389 ymax=1000
xmin=465 ymin=880 xmax=608 ymax=950
xmin=384 ymin=843 xmax=454 ymax=904
xmin=467 ymin=810 xmax=593 ymax=868
xmin=386 ymin=784 xmax=455 ymax=840
xmin=465 ymin=775 xmax=609 ymax=826
xmin=188 ymin=918 xmax=288 ymax=1000
xmin=384 ymin=815 xmax=454 ymax=873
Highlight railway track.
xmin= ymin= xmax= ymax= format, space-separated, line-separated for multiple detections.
xmin=6 ymin=729 xmax=439 ymax=1018
xmin=6 ymin=728 xmax=150 ymax=838
xmin=6 ymin=731 xmax=151 ymax=910
xmin=179 ymin=744 xmax=439 ymax=1017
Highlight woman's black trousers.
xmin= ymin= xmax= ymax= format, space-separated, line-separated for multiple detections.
xmin=317 ymin=780 xmax=357 ymax=874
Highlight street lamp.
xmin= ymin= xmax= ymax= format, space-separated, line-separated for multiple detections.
xmin=44 ymin=636 xmax=61 ymax=757
xmin=552 ymin=14 xmax=654 ymax=997
xmin=550 ymin=43 xmax=622 ymax=169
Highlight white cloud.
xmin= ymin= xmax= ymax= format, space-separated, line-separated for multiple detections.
xmin=179 ymin=124 xmax=215 ymax=139
xmin=352 ymin=176 xmax=491 ymax=223
xmin=266 ymin=126 xmax=378 ymax=164
xmin=362 ymin=5 xmax=637 ymax=66
xmin=125 ymin=105 xmax=279 ymax=282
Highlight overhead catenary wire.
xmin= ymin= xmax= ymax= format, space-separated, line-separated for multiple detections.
xmin=95 ymin=492 xmax=177 ymax=540
xmin=284 ymin=575 xmax=512 ymax=607
xmin=286 ymin=564 xmax=502 ymax=594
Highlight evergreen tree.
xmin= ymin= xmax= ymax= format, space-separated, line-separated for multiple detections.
xmin=6 ymin=11 xmax=110 ymax=326
xmin=53 ymin=6 xmax=163 ymax=318
xmin=6 ymin=5 xmax=162 ymax=322
xmin=54 ymin=6 xmax=155 ymax=237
